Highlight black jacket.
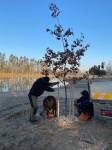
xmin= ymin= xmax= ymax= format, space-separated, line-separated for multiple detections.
xmin=77 ymin=90 xmax=90 ymax=106
xmin=28 ymin=77 xmax=57 ymax=97
xmin=76 ymin=90 xmax=94 ymax=116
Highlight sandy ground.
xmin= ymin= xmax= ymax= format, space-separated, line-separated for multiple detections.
xmin=0 ymin=88 xmax=112 ymax=150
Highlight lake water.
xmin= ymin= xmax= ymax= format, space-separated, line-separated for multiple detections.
xmin=0 ymin=78 xmax=112 ymax=99
xmin=91 ymin=81 xmax=112 ymax=93
xmin=0 ymin=78 xmax=35 ymax=93
xmin=0 ymin=78 xmax=112 ymax=119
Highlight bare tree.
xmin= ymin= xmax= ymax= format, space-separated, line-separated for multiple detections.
xmin=0 ymin=52 xmax=6 ymax=72
xmin=106 ymin=61 xmax=112 ymax=75
xmin=0 ymin=52 xmax=41 ymax=74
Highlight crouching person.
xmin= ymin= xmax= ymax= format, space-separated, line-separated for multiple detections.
xmin=74 ymin=90 xmax=94 ymax=121
xmin=28 ymin=77 xmax=58 ymax=122
xmin=42 ymin=96 xmax=57 ymax=118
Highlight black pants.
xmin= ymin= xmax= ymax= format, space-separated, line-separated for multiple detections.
xmin=75 ymin=102 xmax=94 ymax=117
xmin=28 ymin=95 xmax=38 ymax=120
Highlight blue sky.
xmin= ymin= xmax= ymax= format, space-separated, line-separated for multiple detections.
xmin=0 ymin=0 xmax=112 ymax=70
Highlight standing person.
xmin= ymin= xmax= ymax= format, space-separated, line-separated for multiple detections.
xmin=28 ymin=76 xmax=58 ymax=122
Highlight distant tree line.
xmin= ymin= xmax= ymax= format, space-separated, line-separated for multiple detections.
xmin=89 ymin=62 xmax=112 ymax=76
xmin=106 ymin=61 xmax=112 ymax=75
xmin=1 ymin=52 xmax=112 ymax=76
xmin=0 ymin=52 xmax=41 ymax=73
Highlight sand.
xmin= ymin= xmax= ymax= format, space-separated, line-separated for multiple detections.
xmin=0 ymin=90 xmax=112 ymax=150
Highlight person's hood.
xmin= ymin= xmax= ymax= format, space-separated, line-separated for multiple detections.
xmin=81 ymin=90 xmax=89 ymax=99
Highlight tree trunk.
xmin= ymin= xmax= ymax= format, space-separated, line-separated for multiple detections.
xmin=64 ymin=80 xmax=68 ymax=116
xmin=87 ymin=79 xmax=91 ymax=100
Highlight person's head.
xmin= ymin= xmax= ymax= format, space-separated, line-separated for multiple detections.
xmin=43 ymin=96 xmax=56 ymax=109
xmin=81 ymin=90 xmax=89 ymax=99
xmin=43 ymin=95 xmax=57 ymax=117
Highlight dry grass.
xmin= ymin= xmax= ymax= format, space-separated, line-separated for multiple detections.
xmin=0 ymin=72 xmax=42 ymax=79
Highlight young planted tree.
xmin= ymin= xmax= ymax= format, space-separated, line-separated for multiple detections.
xmin=42 ymin=3 xmax=89 ymax=115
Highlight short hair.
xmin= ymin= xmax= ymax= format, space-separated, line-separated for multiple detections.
xmin=43 ymin=95 xmax=57 ymax=110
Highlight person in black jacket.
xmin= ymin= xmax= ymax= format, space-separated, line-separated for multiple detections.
xmin=74 ymin=90 xmax=94 ymax=119
xmin=28 ymin=76 xmax=58 ymax=122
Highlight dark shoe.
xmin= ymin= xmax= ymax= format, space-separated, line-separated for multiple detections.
xmin=29 ymin=118 xmax=40 ymax=125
